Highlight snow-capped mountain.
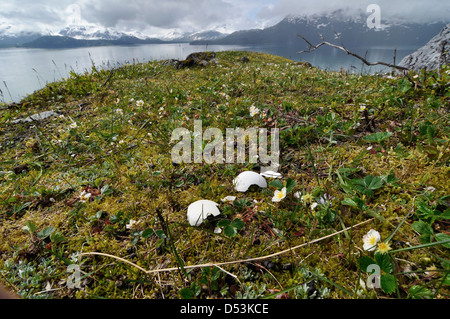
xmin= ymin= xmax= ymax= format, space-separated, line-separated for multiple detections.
xmin=58 ymin=25 xmax=147 ymax=40
xmin=160 ymin=30 xmax=227 ymax=42
xmin=195 ymin=12 xmax=447 ymax=49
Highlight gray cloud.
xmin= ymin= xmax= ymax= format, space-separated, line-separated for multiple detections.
xmin=257 ymin=0 xmax=450 ymax=24
xmin=0 ymin=0 xmax=448 ymax=36
xmin=79 ymin=0 xmax=250 ymax=31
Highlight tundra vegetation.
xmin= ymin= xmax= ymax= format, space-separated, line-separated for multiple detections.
xmin=0 ymin=51 xmax=448 ymax=299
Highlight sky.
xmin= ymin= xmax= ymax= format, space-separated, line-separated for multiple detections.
xmin=0 ymin=0 xmax=449 ymax=37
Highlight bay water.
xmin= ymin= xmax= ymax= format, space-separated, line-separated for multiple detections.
xmin=0 ymin=42 xmax=415 ymax=103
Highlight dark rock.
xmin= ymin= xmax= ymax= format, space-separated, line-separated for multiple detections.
xmin=295 ymin=61 xmax=313 ymax=68
xmin=163 ymin=51 xmax=218 ymax=69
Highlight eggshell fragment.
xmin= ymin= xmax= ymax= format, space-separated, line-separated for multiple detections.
xmin=187 ymin=200 xmax=221 ymax=226
xmin=233 ymin=171 xmax=268 ymax=192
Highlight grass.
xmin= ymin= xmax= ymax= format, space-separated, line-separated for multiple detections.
xmin=0 ymin=51 xmax=449 ymax=299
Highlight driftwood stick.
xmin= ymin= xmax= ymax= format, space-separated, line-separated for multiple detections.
xmin=297 ymin=33 xmax=410 ymax=72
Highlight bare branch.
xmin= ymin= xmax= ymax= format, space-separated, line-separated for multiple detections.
xmin=296 ymin=33 xmax=410 ymax=72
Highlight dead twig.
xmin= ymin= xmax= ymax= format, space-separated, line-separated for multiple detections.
xmin=297 ymin=32 xmax=410 ymax=72
xmin=78 ymin=218 xmax=374 ymax=275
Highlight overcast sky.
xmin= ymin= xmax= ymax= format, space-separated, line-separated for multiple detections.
xmin=1 ymin=0 xmax=449 ymax=36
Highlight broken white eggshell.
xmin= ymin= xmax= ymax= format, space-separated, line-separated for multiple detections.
xmin=233 ymin=171 xmax=268 ymax=192
xmin=187 ymin=200 xmax=221 ymax=226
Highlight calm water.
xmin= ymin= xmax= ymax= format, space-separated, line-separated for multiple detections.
xmin=0 ymin=42 xmax=415 ymax=103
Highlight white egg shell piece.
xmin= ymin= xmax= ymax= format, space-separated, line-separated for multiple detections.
xmin=187 ymin=200 xmax=221 ymax=226
xmin=233 ymin=171 xmax=268 ymax=192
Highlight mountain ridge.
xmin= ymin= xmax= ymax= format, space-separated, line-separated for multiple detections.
xmin=1 ymin=14 xmax=447 ymax=50
xmin=191 ymin=15 xmax=447 ymax=50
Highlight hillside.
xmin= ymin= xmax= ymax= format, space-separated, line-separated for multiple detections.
xmin=0 ymin=51 xmax=449 ymax=300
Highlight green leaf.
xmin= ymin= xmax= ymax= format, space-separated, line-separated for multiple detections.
xmin=408 ymin=285 xmax=433 ymax=299
xmin=224 ymin=225 xmax=237 ymax=237
xmin=398 ymin=78 xmax=412 ymax=94
xmin=435 ymin=233 xmax=450 ymax=248
xmin=50 ymin=231 xmax=66 ymax=244
xmin=412 ymin=221 xmax=433 ymax=235
xmin=349 ymin=175 xmax=385 ymax=197
xmin=37 ymin=226 xmax=55 ymax=239
xmin=375 ymin=252 xmax=394 ymax=273
xmin=341 ymin=197 xmax=358 ymax=207
xmin=179 ymin=287 xmax=195 ymax=299
xmin=211 ymin=267 xmax=221 ymax=281
xmin=286 ymin=178 xmax=296 ymax=193
xmin=217 ymin=219 xmax=231 ymax=227
xmin=231 ymin=218 xmax=244 ymax=230
xmin=141 ymin=228 xmax=154 ymax=238
xmin=269 ymin=179 xmax=284 ymax=190
xmin=358 ymin=256 xmax=376 ymax=272
xmin=155 ymin=229 xmax=167 ymax=239
xmin=22 ymin=220 xmax=37 ymax=234
xmin=100 ymin=185 xmax=113 ymax=196
xmin=380 ymin=274 xmax=397 ymax=294
xmin=365 ymin=176 xmax=384 ymax=190
xmin=353 ymin=175 xmax=384 ymax=190
xmin=436 ymin=209 xmax=450 ymax=220
xmin=362 ymin=131 xmax=393 ymax=143
xmin=130 ymin=236 xmax=140 ymax=245
xmin=381 ymin=174 xmax=399 ymax=186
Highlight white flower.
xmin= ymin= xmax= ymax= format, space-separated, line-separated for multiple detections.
xmin=363 ymin=229 xmax=381 ymax=251
xmin=293 ymin=191 xmax=301 ymax=199
xmin=249 ymin=105 xmax=260 ymax=117
xmin=115 ymin=108 xmax=123 ymax=115
xmin=115 ymin=98 xmax=120 ymax=104
xmin=79 ymin=190 xmax=91 ymax=202
xmin=136 ymin=100 xmax=144 ymax=107
xmin=126 ymin=219 xmax=137 ymax=229
xmin=311 ymin=202 xmax=318 ymax=210
xmin=221 ymin=196 xmax=236 ymax=202
xmin=359 ymin=104 xmax=367 ymax=112
xmin=425 ymin=186 xmax=435 ymax=193
xmin=272 ymin=187 xmax=287 ymax=202
xmin=69 ymin=122 xmax=77 ymax=129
